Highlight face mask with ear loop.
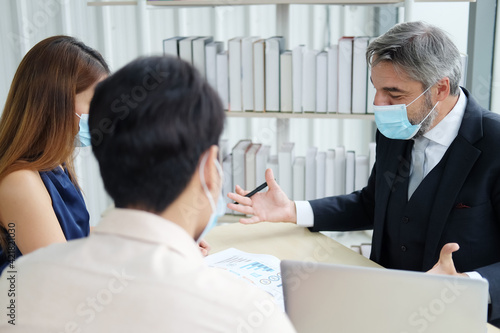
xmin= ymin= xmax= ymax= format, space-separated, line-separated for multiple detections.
xmin=373 ymin=85 xmax=439 ymax=140
xmin=197 ymin=152 xmax=226 ymax=243
xmin=75 ymin=113 xmax=91 ymax=147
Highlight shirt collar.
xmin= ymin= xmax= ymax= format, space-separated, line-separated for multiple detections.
xmin=92 ymin=208 xmax=204 ymax=262
xmin=423 ymin=88 xmax=467 ymax=147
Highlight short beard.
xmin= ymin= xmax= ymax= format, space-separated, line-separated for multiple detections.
xmin=411 ymin=92 xmax=438 ymax=139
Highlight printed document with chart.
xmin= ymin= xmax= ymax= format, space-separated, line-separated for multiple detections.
xmin=205 ymin=248 xmax=284 ymax=311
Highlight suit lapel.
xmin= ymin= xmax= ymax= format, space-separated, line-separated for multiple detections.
xmin=422 ymin=136 xmax=481 ymax=269
xmin=422 ymin=88 xmax=484 ymax=270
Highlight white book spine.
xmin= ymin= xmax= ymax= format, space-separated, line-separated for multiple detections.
xmin=325 ymin=150 xmax=335 ymax=197
xmin=245 ymin=152 xmax=257 ymax=191
xmin=315 ymin=152 xmax=326 ymax=198
xmin=292 ymin=45 xmax=304 ymax=113
xmin=303 ymin=50 xmax=319 ymax=113
xmin=292 ymin=157 xmax=305 ymax=201
xmin=305 ymin=147 xmax=318 ymax=200
xmin=232 ymin=140 xmax=252 ymax=216
xmin=316 ymin=52 xmax=328 ymax=113
xmin=192 ymin=40 xmax=206 ymax=73
xmin=278 ymin=143 xmax=294 ymax=199
xmin=229 ymin=38 xmax=243 ymax=112
xmin=280 ymin=52 xmax=293 ymax=112
xmin=206 ymin=42 xmax=222 ymax=92
xmin=253 ymin=41 xmax=265 ymax=112
xmin=179 ymin=37 xmax=197 ymax=65
xmin=255 ymin=146 xmax=270 ymax=186
xmin=355 ymin=155 xmax=369 ymax=191
xmin=266 ymin=156 xmax=279 ymax=183
xmin=327 ymin=46 xmax=338 ymax=113
xmin=193 ymin=37 xmax=213 ymax=78
xmin=333 ymin=146 xmax=346 ymax=195
xmin=352 ymin=37 xmax=369 ymax=114
xmin=233 ymin=150 xmax=247 ymax=193
xmin=366 ymin=37 xmax=377 ymax=114
xmin=242 ymin=37 xmax=258 ymax=111
xmin=223 ymin=155 xmax=233 ymax=214
xmin=265 ymin=39 xmax=282 ymax=112
xmin=163 ymin=38 xmax=181 ymax=57
xmin=338 ymin=38 xmax=353 ymax=114
xmin=163 ymin=40 xmax=171 ymax=56
xmin=216 ymin=52 xmax=229 ymax=110
xmin=345 ymin=151 xmax=355 ymax=194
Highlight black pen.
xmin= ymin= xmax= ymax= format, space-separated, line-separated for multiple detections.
xmin=234 ymin=181 xmax=268 ymax=204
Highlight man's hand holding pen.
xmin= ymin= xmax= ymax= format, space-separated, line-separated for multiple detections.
xmin=227 ymin=168 xmax=297 ymax=224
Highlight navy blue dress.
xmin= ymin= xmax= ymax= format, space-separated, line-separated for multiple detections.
xmin=0 ymin=167 xmax=90 ymax=273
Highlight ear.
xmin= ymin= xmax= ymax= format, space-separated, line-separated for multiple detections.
xmin=202 ymin=145 xmax=220 ymax=192
xmin=435 ymin=77 xmax=450 ymax=102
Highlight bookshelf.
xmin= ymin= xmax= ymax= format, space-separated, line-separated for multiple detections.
xmin=88 ymin=1 xmax=138 ymax=5
xmin=225 ymin=111 xmax=375 ymax=120
xmin=87 ymin=0 xmax=478 ymax=220
xmin=88 ymin=0 xmax=476 ymax=31
xmin=154 ymin=1 xmax=388 ymax=149
xmin=88 ymin=0 xmax=474 ymax=6
xmin=146 ymin=0 xmax=470 ymax=5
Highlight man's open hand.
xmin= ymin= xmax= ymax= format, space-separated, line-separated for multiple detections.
xmin=227 ymin=168 xmax=296 ymax=224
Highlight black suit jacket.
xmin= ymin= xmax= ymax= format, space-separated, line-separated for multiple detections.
xmin=309 ymin=89 xmax=500 ymax=324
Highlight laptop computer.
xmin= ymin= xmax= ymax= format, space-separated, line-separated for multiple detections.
xmin=281 ymin=260 xmax=489 ymax=333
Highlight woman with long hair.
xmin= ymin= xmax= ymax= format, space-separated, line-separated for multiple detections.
xmin=0 ymin=36 xmax=109 ymax=272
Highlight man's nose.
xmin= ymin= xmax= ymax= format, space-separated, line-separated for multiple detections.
xmin=373 ymin=92 xmax=391 ymax=106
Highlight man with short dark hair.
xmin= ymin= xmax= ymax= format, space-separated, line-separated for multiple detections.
xmin=229 ymin=21 xmax=500 ymax=328
xmin=0 ymin=56 xmax=296 ymax=332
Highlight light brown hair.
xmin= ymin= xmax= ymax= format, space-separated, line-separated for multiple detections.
xmin=0 ymin=35 xmax=109 ymax=252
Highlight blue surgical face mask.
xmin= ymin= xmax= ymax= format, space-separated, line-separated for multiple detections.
xmin=75 ymin=113 xmax=91 ymax=147
xmin=197 ymin=152 xmax=225 ymax=243
xmin=373 ymin=86 xmax=438 ymax=140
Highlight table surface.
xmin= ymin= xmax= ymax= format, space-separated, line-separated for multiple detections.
xmin=205 ymin=222 xmax=500 ymax=333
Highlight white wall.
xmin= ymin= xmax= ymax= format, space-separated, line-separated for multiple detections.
xmin=411 ymin=2 xmax=469 ymax=54
xmin=491 ymin=1 xmax=500 ymax=113
xmin=0 ymin=0 xmax=471 ymax=224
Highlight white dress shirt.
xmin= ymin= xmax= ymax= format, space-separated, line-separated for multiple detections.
xmin=0 ymin=208 xmax=296 ymax=332
xmin=411 ymin=88 xmax=467 ymax=181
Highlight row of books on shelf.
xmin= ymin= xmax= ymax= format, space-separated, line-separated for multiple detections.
xmin=220 ymin=139 xmax=376 ymax=215
xmin=163 ymin=35 xmax=378 ymax=114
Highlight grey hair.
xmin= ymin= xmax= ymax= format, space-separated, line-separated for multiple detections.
xmin=366 ymin=21 xmax=462 ymax=96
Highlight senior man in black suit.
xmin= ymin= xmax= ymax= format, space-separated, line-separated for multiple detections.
xmin=228 ymin=21 xmax=500 ymax=328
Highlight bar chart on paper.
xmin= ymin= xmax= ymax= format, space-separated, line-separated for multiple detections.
xmin=205 ymin=248 xmax=284 ymax=311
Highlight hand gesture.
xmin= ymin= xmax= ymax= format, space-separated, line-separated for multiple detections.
xmin=227 ymin=169 xmax=296 ymax=224
xmin=427 ymin=243 xmax=468 ymax=277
